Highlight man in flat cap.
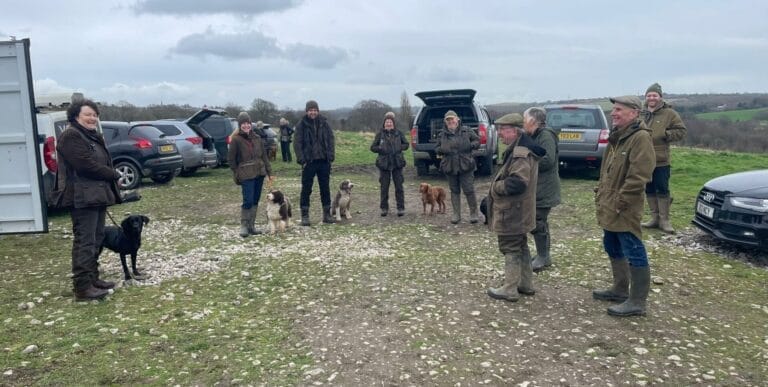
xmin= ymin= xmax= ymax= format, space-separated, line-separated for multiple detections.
xmin=593 ymin=96 xmax=655 ymax=317
xmin=487 ymin=113 xmax=545 ymax=303
xmin=294 ymin=100 xmax=336 ymax=226
xmin=641 ymin=83 xmax=687 ymax=234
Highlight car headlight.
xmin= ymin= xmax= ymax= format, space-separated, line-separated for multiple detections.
xmin=729 ymin=196 xmax=768 ymax=213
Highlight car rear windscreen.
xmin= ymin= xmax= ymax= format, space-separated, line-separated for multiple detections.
xmin=547 ymin=108 xmax=603 ymax=129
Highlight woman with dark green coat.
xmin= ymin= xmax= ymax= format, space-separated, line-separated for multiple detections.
xmin=371 ymin=112 xmax=409 ymax=216
xmin=435 ymin=110 xmax=480 ymax=224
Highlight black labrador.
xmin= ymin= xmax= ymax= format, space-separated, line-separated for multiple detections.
xmin=99 ymin=215 xmax=150 ymax=280
xmin=480 ymin=196 xmax=489 ymax=225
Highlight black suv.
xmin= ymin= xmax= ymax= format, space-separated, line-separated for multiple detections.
xmin=544 ymin=104 xmax=609 ymax=170
xmin=692 ymin=169 xmax=768 ymax=249
xmin=102 ymin=121 xmax=184 ymax=190
xmin=411 ymin=89 xmax=498 ymax=176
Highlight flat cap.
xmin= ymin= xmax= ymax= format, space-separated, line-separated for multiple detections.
xmin=609 ymin=96 xmax=643 ymax=110
xmin=495 ymin=113 xmax=524 ymax=127
xmin=444 ymin=110 xmax=459 ymax=120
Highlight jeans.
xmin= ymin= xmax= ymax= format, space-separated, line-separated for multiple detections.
xmin=300 ymin=160 xmax=331 ymax=208
xmin=241 ymin=176 xmax=265 ymax=209
xmin=602 ymin=230 xmax=649 ymax=267
xmin=645 ymin=165 xmax=670 ymax=196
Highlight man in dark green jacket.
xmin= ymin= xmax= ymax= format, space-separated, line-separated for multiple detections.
xmin=523 ymin=107 xmax=561 ymax=271
xmin=641 ymin=83 xmax=687 ymax=233
xmin=593 ymin=96 xmax=655 ymax=317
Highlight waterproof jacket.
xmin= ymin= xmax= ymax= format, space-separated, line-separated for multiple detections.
xmin=370 ymin=128 xmax=409 ymax=170
xmin=487 ymin=131 xmax=545 ymax=236
xmin=531 ymin=126 xmax=561 ymax=208
xmin=641 ymin=101 xmax=686 ymax=167
xmin=56 ymin=123 xmax=121 ymax=209
xmin=279 ymin=124 xmax=294 ymax=142
xmin=435 ymin=125 xmax=479 ymax=175
xmin=228 ymin=129 xmax=271 ymax=182
xmin=596 ymin=118 xmax=655 ymax=239
xmin=293 ymin=114 xmax=335 ymax=165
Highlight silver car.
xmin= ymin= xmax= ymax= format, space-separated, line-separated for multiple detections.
xmin=545 ymin=104 xmax=609 ymax=170
xmin=134 ymin=109 xmax=221 ymax=176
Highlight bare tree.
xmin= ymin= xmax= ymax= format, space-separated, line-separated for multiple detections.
xmin=347 ymin=99 xmax=393 ymax=132
xmin=224 ymin=103 xmax=245 ymax=118
xmin=249 ymin=98 xmax=279 ymax=124
xmin=399 ymin=90 xmax=413 ymax=132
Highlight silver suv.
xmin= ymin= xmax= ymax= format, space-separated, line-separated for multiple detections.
xmin=134 ymin=109 xmax=221 ymax=176
xmin=544 ymin=104 xmax=609 ymax=169
xmin=410 ymin=89 xmax=498 ymax=176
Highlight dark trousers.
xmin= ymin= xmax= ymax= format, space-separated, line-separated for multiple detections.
xmin=240 ymin=176 xmax=265 ymax=209
xmin=280 ymin=141 xmax=292 ymax=162
xmin=645 ymin=165 xmax=671 ymax=196
xmin=379 ymin=168 xmax=405 ymax=210
xmin=70 ymin=206 xmax=106 ymax=290
xmin=300 ymin=160 xmax=331 ymax=209
xmin=498 ymin=234 xmax=529 ymax=257
xmin=602 ymin=230 xmax=649 ymax=267
xmin=446 ymin=171 xmax=475 ymax=196
xmin=531 ymin=207 xmax=551 ymax=238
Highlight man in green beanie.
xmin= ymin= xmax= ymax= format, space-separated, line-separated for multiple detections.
xmin=593 ymin=96 xmax=655 ymax=317
xmin=641 ymin=83 xmax=687 ymax=233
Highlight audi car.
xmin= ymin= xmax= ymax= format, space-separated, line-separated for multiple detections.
xmin=692 ymin=169 xmax=768 ymax=249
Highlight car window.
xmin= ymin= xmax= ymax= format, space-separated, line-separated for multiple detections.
xmin=154 ymin=124 xmax=183 ymax=136
xmin=201 ymin=117 xmax=231 ymax=139
xmin=102 ymin=127 xmax=116 ymax=142
xmin=419 ymin=106 xmax=476 ymax=129
xmin=546 ymin=109 xmax=601 ymax=129
xmin=130 ymin=125 xmax=165 ymax=138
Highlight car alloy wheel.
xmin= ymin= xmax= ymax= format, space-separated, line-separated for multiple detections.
xmin=115 ymin=161 xmax=140 ymax=190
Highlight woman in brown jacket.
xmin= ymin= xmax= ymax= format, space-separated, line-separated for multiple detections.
xmin=370 ymin=112 xmax=409 ymax=216
xmin=56 ymin=99 xmax=122 ymax=301
xmin=228 ymin=112 xmax=273 ymax=237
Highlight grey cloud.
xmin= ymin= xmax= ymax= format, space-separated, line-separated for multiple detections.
xmin=172 ymin=29 xmax=280 ymax=59
xmin=133 ymin=0 xmax=301 ymax=16
xmin=425 ymin=66 xmax=475 ymax=82
xmin=283 ymin=43 xmax=349 ymax=69
xmin=172 ymin=29 xmax=349 ymax=69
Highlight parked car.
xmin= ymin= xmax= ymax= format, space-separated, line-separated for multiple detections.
xmin=136 ymin=109 xmax=221 ymax=176
xmin=692 ymin=169 xmax=768 ymax=249
xmin=199 ymin=115 xmax=234 ymax=166
xmin=101 ymin=121 xmax=183 ymax=190
xmin=544 ymin=104 xmax=609 ymax=170
xmin=411 ymin=89 xmax=498 ymax=176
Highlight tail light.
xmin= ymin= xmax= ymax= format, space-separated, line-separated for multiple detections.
xmin=132 ymin=138 xmax=153 ymax=149
xmin=185 ymin=136 xmax=203 ymax=145
xmin=410 ymin=126 xmax=418 ymax=148
xmin=477 ymin=123 xmax=488 ymax=145
xmin=598 ymin=129 xmax=609 ymax=144
xmin=43 ymin=136 xmax=57 ymax=172
xmin=226 ymin=136 xmax=231 ymax=145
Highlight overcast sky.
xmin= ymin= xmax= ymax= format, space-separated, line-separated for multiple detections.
xmin=2 ymin=0 xmax=767 ymax=110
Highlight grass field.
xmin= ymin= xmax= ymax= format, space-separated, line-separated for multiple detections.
xmin=695 ymin=107 xmax=768 ymax=121
xmin=1 ymin=132 xmax=766 ymax=385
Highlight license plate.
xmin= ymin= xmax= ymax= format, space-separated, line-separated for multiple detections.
xmin=559 ymin=132 xmax=582 ymax=141
xmin=159 ymin=145 xmax=174 ymax=153
xmin=696 ymin=201 xmax=714 ymax=219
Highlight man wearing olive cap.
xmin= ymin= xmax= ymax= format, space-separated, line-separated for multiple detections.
xmin=487 ymin=113 xmax=546 ymax=302
xmin=593 ymin=96 xmax=655 ymax=317
xmin=435 ymin=110 xmax=481 ymax=224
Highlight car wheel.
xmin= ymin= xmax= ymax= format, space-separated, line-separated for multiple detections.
xmin=477 ymin=154 xmax=493 ymax=176
xmin=416 ymin=161 xmax=429 ymax=176
xmin=150 ymin=174 xmax=174 ymax=184
xmin=179 ymin=167 xmax=198 ymax=177
xmin=115 ymin=161 xmax=141 ymax=190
